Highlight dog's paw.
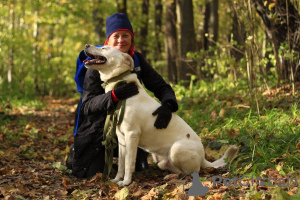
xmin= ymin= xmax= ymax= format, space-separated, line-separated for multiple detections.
xmin=117 ymin=179 xmax=131 ymax=187
xmin=111 ymin=177 xmax=122 ymax=184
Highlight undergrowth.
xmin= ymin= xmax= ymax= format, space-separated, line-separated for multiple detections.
xmin=173 ymin=77 xmax=300 ymax=178
xmin=1 ymin=77 xmax=299 ymax=180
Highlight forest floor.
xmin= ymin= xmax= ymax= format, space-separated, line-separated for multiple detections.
xmin=0 ymin=87 xmax=300 ymax=199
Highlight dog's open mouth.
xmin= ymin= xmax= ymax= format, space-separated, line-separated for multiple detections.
xmin=83 ymin=52 xmax=107 ymax=65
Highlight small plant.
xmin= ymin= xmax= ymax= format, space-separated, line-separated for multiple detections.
xmin=174 ymin=77 xmax=300 ymax=177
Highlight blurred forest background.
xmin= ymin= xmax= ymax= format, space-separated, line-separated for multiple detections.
xmin=1 ymin=0 xmax=299 ymax=97
xmin=1 ymin=1 xmax=300 ymax=198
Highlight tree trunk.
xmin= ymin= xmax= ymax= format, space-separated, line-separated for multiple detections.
xmin=231 ymin=11 xmax=245 ymax=62
xmin=32 ymin=9 xmax=40 ymax=93
xmin=204 ymin=0 xmax=219 ymax=50
xmin=177 ymin=0 xmax=197 ymax=83
xmin=165 ymin=0 xmax=178 ymax=83
xmin=117 ymin=0 xmax=127 ymax=14
xmin=229 ymin=8 xmax=246 ymax=81
xmin=253 ymin=0 xmax=300 ymax=82
xmin=203 ymin=2 xmax=210 ymax=51
xmin=93 ymin=0 xmax=106 ymax=43
xmin=154 ymin=0 xmax=163 ymax=61
xmin=139 ymin=0 xmax=149 ymax=57
xmin=208 ymin=0 xmax=218 ymax=47
xmin=8 ymin=2 xmax=15 ymax=89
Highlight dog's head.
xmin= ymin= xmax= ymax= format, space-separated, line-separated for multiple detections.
xmin=83 ymin=44 xmax=134 ymax=81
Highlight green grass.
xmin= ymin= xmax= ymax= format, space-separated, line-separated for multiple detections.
xmin=0 ymin=95 xmax=47 ymax=148
xmin=174 ymin=77 xmax=300 ymax=177
xmin=0 ymin=95 xmax=46 ymax=110
xmin=2 ymin=78 xmax=299 ymax=178
xmin=1 ymin=77 xmax=299 ymax=198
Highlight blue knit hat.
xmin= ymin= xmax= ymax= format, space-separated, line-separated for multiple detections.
xmin=106 ymin=13 xmax=134 ymax=39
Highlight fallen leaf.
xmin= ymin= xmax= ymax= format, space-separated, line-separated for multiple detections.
xmin=211 ymin=111 xmax=218 ymax=120
xmin=25 ymin=123 xmax=36 ymax=130
xmin=114 ymin=187 xmax=129 ymax=200
xmin=296 ymin=140 xmax=300 ymax=150
xmin=141 ymin=187 xmax=158 ymax=200
xmin=188 ymin=196 xmax=203 ymax=200
xmin=87 ymin=173 xmax=103 ymax=184
xmin=219 ymin=108 xmax=226 ymax=118
xmin=205 ymin=147 xmax=221 ymax=160
xmin=62 ymin=177 xmax=70 ymax=189
xmin=109 ymin=183 xmax=119 ymax=193
xmin=226 ymin=129 xmax=239 ymax=137
xmin=164 ymin=174 xmax=178 ymax=181
xmin=218 ymin=144 xmax=230 ymax=156
xmin=202 ymin=167 xmax=218 ymax=174
xmin=43 ymin=155 xmax=54 ymax=161
xmin=52 ymin=162 xmax=67 ymax=172
xmin=208 ymin=192 xmax=223 ymax=200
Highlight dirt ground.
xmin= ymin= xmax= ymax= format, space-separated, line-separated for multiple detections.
xmin=0 ymin=97 xmax=299 ymax=199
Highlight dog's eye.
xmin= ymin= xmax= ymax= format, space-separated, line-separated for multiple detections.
xmin=101 ymin=47 xmax=106 ymax=50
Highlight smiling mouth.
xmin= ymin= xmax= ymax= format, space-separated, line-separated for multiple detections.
xmin=83 ymin=52 xmax=107 ymax=65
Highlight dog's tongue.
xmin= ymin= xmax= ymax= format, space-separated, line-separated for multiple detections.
xmin=83 ymin=59 xmax=104 ymax=64
xmin=83 ymin=59 xmax=93 ymax=64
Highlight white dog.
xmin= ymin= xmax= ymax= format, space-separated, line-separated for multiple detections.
xmin=83 ymin=44 xmax=238 ymax=187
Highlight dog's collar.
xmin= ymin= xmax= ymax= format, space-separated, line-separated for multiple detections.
xmin=101 ymin=70 xmax=132 ymax=88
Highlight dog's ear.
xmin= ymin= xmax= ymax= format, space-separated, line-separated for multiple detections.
xmin=123 ymin=53 xmax=134 ymax=70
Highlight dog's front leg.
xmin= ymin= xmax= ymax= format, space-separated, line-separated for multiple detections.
xmin=111 ymin=129 xmax=126 ymax=183
xmin=111 ymin=141 xmax=125 ymax=183
xmin=117 ymin=131 xmax=139 ymax=187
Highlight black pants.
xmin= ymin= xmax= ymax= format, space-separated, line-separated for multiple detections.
xmin=81 ymin=145 xmax=149 ymax=178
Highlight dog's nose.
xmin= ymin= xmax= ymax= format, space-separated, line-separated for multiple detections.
xmin=85 ymin=44 xmax=90 ymax=48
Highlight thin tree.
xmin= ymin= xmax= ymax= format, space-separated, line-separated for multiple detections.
xmin=165 ymin=0 xmax=178 ymax=83
xmin=93 ymin=0 xmax=106 ymax=43
xmin=208 ymin=0 xmax=219 ymax=48
xmin=154 ymin=0 xmax=163 ymax=61
xmin=139 ymin=0 xmax=149 ymax=57
xmin=203 ymin=2 xmax=210 ymax=51
xmin=253 ymin=0 xmax=300 ymax=82
xmin=228 ymin=0 xmax=246 ymax=81
xmin=177 ymin=0 xmax=197 ymax=84
xmin=203 ymin=0 xmax=219 ymax=78
xmin=117 ymin=0 xmax=127 ymax=14
xmin=32 ymin=7 xmax=40 ymax=93
xmin=8 ymin=1 xmax=15 ymax=90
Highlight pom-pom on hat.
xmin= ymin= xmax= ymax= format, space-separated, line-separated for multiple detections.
xmin=105 ymin=13 xmax=134 ymax=39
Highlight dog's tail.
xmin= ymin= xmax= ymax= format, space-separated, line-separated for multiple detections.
xmin=202 ymin=145 xmax=239 ymax=169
